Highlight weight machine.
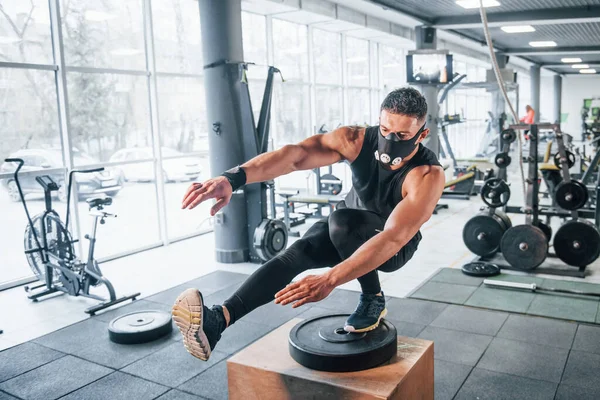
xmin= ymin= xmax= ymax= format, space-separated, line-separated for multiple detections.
xmin=463 ymin=123 xmax=600 ymax=278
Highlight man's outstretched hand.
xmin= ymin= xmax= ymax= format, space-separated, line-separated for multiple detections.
xmin=182 ymin=176 xmax=232 ymax=216
xmin=274 ymin=274 xmax=335 ymax=308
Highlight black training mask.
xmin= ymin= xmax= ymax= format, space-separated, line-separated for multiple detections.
xmin=375 ymin=123 xmax=426 ymax=167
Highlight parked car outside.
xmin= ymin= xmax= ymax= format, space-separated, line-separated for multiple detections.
xmin=109 ymin=147 xmax=203 ymax=183
xmin=0 ymin=149 xmax=123 ymax=202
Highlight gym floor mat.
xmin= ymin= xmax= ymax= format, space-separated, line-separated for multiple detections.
xmin=410 ymin=268 xmax=600 ymax=325
xmin=2 ymin=270 xmax=600 ymax=400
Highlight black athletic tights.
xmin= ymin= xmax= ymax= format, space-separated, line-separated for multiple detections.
xmin=222 ymin=208 xmax=421 ymax=326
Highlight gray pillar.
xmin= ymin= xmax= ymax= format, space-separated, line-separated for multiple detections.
xmin=198 ymin=0 xmax=249 ymax=263
xmin=530 ymin=65 xmax=540 ymax=123
xmin=492 ymin=53 xmax=508 ymax=125
xmin=414 ymin=26 xmax=439 ymax=156
xmin=496 ymin=52 xmax=508 ymax=69
xmin=554 ymin=74 xmax=562 ymax=125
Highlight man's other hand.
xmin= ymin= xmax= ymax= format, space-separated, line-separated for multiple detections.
xmin=182 ymin=176 xmax=232 ymax=215
xmin=274 ymin=274 xmax=335 ymax=308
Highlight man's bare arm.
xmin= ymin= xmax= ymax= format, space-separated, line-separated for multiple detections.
xmin=242 ymin=126 xmax=361 ymax=185
xmin=325 ymin=165 xmax=445 ymax=287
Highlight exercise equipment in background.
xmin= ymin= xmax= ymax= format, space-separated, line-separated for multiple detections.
xmin=465 ymin=124 xmax=600 ymax=278
xmin=484 ymin=279 xmax=600 ymax=299
xmin=463 ymin=208 xmax=511 ymax=257
xmin=237 ymin=65 xmax=290 ymax=263
xmin=5 ymin=158 xmax=139 ymax=315
xmin=288 ymin=314 xmax=397 ymax=372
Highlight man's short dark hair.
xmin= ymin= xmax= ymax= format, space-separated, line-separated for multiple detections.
xmin=380 ymin=87 xmax=428 ymax=121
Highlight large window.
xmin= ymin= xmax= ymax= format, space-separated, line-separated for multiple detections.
xmin=346 ymin=37 xmax=369 ymax=87
xmin=61 ymin=0 xmax=146 ymax=70
xmin=0 ymin=0 xmax=53 ymax=64
xmin=152 ymin=0 xmax=203 ymax=74
xmin=315 ymin=86 xmax=342 ymax=132
xmin=380 ymin=45 xmax=405 ymax=93
xmin=0 ymin=0 xmax=214 ymax=288
xmin=313 ymin=29 xmax=341 ymax=85
xmin=67 ymin=73 xmax=151 ymax=163
xmin=272 ymin=19 xmax=308 ymax=81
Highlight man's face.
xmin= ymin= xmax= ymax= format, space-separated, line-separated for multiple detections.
xmin=379 ymin=109 xmax=429 ymax=143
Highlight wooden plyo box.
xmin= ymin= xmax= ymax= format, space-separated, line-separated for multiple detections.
xmin=228 ymin=318 xmax=434 ymax=400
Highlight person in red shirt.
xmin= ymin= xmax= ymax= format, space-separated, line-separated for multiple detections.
xmin=520 ymin=105 xmax=535 ymax=139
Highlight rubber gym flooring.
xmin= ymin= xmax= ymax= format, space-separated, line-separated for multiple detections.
xmin=1 ymin=270 xmax=600 ymax=400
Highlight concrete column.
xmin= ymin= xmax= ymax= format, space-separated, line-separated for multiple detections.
xmin=530 ymin=65 xmax=541 ymax=123
xmin=198 ymin=0 xmax=249 ymax=263
xmin=414 ymin=26 xmax=439 ymax=156
xmin=553 ymin=74 xmax=562 ymax=124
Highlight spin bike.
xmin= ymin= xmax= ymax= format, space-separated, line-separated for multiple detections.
xmin=5 ymin=158 xmax=139 ymax=315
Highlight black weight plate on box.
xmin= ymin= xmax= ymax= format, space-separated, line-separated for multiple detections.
xmin=534 ymin=221 xmax=553 ymax=243
xmin=494 ymin=153 xmax=512 ymax=168
xmin=502 ymin=129 xmax=516 ymax=144
xmin=554 ymin=150 xmax=576 ymax=169
xmin=108 ymin=310 xmax=173 ymax=344
xmin=501 ymin=225 xmax=549 ymax=271
xmin=480 ymin=178 xmax=511 ymax=208
xmin=463 ymin=213 xmax=506 ymax=256
xmin=289 ymin=314 xmax=397 ymax=372
xmin=555 ymin=181 xmax=589 ymax=210
xmin=462 ymin=262 xmax=501 ymax=277
xmin=554 ymin=219 xmax=600 ymax=267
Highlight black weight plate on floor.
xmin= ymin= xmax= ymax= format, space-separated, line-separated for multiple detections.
xmin=535 ymin=221 xmax=553 ymax=242
xmin=289 ymin=314 xmax=397 ymax=372
xmin=554 ymin=150 xmax=576 ymax=169
xmin=108 ymin=310 xmax=173 ymax=344
xmin=495 ymin=209 xmax=512 ymax=231
xmin=554 ymin=219 xmax=600 ymax=267
xmin=555 ymin=181 xmax=589 ymax=210
xmin=501 ymin=225 xmax=549 ymax=271
xmin=462 ymin=261 xmax=501 ymax=277
xmin=463 ymin=213 xmax=507 ymax=256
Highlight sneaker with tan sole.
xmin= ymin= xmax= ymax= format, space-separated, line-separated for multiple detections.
xmin=172 ymin=288 xmax=226 ymax=361
xmin=344 ymin=292 xmax=387 ymax=333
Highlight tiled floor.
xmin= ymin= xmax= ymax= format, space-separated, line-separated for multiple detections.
xmin=411 ymin=269 xmax=600 ymax=325
xmin=2 ymin=270 xmax=600 ymax=400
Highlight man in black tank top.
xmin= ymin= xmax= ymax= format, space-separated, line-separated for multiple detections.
xmin=171 ymin=88 xmax=446 ymax=362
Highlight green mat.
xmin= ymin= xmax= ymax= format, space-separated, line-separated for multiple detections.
xmin=409 ymin=268 xmax=600 ymax=324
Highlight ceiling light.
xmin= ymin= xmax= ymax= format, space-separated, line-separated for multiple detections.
xmin=84 ymin=10 xmax=116 ymax=22
xmin=580 ymin=69 xmax=597 ymax=74
xmin=561 ymin=57 xmax=582 ymax=63
xmin=501 ymin=25 xmax=535 ymax=33
xmin=456 ymin=0 xmax=500 ymax=9
xmin=110 ymin=48 xmax=143 ymax=56
xmin=529 ymin=41 xmax=557 ymax=47
xmin=572 ymin=64 xmax=589 ymax=69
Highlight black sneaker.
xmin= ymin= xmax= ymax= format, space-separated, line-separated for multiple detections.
xmin=344 ymin=292 xmax=387 ymax=333
xmin=172 ymin=288 xmax=226 ymax=361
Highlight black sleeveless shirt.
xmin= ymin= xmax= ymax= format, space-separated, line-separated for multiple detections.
xmin=343 ymin=125 xmax=442 ymax=219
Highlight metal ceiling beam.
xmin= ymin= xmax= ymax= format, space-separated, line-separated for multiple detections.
xmin=502 ymin=46 xmax=600 ymax=56
xmin=432 ymin=6 xmax=600 ymax=29
xmin=541 ymin=62 xmax=600 ymax=67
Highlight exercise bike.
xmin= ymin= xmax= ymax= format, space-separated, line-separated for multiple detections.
xmin=5 ymin=158 xmax=139 ymax=315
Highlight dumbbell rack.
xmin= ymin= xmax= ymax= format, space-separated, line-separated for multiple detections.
xmin=473 ymin=123 xmax=595 ymax=278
